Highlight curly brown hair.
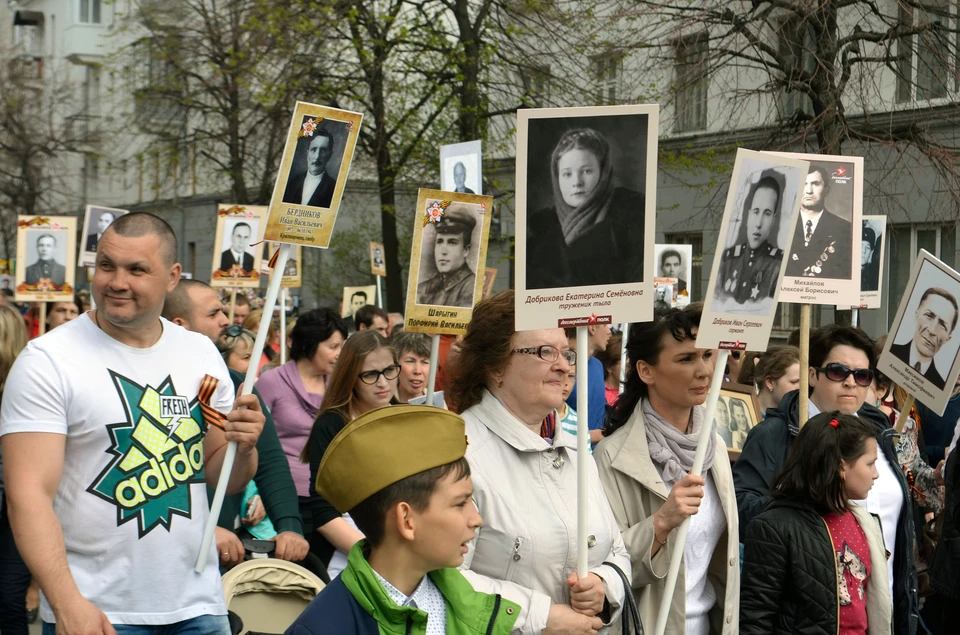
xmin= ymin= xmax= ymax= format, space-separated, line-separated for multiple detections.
xmin=446 ymin=290 xmax=517 ymax=413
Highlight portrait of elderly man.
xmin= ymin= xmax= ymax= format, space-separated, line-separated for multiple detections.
xmin=25 ymin=233 xmax=66 ymax=286
xmin=219 ymin=222 xmax=255 ymax=272
xmin=85 ymin=210 xmax=117 ymax=252
xmin=658 ymin=248 xmax=687 ymax=294
xmin=416 ymin=205 xmax=477 ymax=308
xmin=282 ymin=128 xmax=337 ymax=208
xmin=452 ymin=161 xmax=475 ymax=194
xmin=785 ymin=163 xmax=852 ymax=279
xmin=891 ymin=286 xmax=959 ymax=390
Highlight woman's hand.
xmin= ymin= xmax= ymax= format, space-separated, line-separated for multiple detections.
xmin=242 ymin=495 xmax=265 ymax=526
xmin=543 ymin=604 xmax=603 ymax=635
xmin=566 ymin=572 xmax=605 ymax=617
xmin=653 ymin=473 xmax=705 ymax=538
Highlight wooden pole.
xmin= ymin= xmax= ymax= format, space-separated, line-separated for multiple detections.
xmin=654 ymin=349 xmax=728 ymax=635
xmin=228 ymin=288 xmax=237 ymax=323
xmin=425 ymin=334 xmax=441 ymax=406
xmin=799 ymin=304 xmax=811 ymax=426
xmin=279 ymin=288 xmax=287 ymax=365
xmin=196 ymin=243 xmax=292 ymax=573
xmin=575 ymin=327 xmax=589 ymax=577
xmin=37 ymin=302 xmax=47 ymax=336
xmin=894 ymin=394 xmax=915 ymax=434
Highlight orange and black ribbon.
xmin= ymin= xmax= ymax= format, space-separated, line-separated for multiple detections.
xmin=198 ymin=374 xmax=227 ymax=431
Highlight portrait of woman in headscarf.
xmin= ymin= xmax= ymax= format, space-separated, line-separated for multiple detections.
xmin=526 ymin=127 xmax=646 ymax=290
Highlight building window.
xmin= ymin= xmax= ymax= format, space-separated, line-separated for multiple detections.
xmin=888 ymin=223 xmax=957 ymax=325
xmin=664 ymin=231 xmax=704 ymax=301
xmin=777 ymin=19 xmax=815 ymax=118
xmin=897 ymin=1 xmax=955 ymax=102
xmin=78 ymin=0 xmax=102 ymax=24
xmin=674 ymin=33 xmax=708 ymax=132
xmin=518 ymin=64 xmax=551 ymax=108
xmin=591 ymin=54 xmax=621 ymax=105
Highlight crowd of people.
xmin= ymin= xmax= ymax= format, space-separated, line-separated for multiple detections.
xmin=0 ymin=211 xmax=958 ymax=635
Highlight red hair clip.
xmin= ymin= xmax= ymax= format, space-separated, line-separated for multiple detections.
xmin=829 ymin=418 xmax=840 ymax=428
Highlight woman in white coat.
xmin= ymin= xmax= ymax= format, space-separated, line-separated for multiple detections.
xmin=594 ymin=303 xmax=739 ymax=635
xmin=447 ymin=290 xmax=631 ymax=635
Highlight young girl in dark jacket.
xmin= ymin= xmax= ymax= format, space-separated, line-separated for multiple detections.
xmin=740 ymin=412 xmax=893 ymax=635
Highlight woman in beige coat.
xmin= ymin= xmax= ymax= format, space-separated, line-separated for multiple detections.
xmin=448 ymin=291 xmax=631 ymax=635
xmin=594 ymin=304 xmax=739 ymax=634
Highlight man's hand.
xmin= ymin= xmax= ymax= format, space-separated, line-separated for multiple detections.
xmin=216 ymin=526 xmax=244 ymax=569
xmin=226 ymin=390 xmax=265 ymax=454
xmin=566 ymin=572 xmax=605 ymax=617
xmin=271 ymin=532 xmax=309 ymax=562
xmin=53 ymin=595 xmax=116 ymax=635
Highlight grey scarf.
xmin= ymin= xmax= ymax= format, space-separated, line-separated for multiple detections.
xmin=642 ymin=399 xmax=716 ymax=483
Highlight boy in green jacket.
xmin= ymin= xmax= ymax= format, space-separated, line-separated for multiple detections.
xmin=285 ymin=405 xmax=520 ymax=634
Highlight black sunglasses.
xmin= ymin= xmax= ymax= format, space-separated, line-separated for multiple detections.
xmin=814 ymin=362 xmax=874 ymax=387
xmin=358 ymin=364 xmax=401 ymax=385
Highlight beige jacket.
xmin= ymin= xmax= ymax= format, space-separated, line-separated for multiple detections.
xmin=459 ymin=390 xmax=632 ymax=634
xmin=593 ymin=404 xmax=740 ymax=635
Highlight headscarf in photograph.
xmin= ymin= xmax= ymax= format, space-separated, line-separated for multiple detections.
xmin=549 ymin=128 xmax=616 ymax=246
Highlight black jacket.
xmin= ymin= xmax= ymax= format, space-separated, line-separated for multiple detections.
xmin=741 ymin=499 xmax=876 ymax=634
xmin=931 ymin=448 xmax=960 ymax=600
xmin=733 ymin=390 xmax=919 ymax=635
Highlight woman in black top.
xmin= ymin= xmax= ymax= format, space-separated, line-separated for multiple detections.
xmin=300 ymin=330 xmax=399 ymax=566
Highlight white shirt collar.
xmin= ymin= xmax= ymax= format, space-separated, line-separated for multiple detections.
xmin=908 ymin=344 xmax=933 ymax=373
xmin=373 ymin=570 xmax=446 ymax=634
xmin=799 ymin=208 xmax=824 ymax=240
xmin=301 ymin=171 xmax=325 ymax=206
xmin=231 ymin=249 xmax=244 ymax=262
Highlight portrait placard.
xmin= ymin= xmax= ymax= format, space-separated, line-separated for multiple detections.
xmin=78 ymin=205 xmax=128 ymax=266
xmin=0 ymin=259 xmax=13 ymax=294
xmin=654 ymin=277 xmax=677 ymax=310
xmin=718 ymin=383 xmax=763 ymax=458
xmin=878 ymin=250 xmax=960 ymax=415
xmin=404 ymin=189 xmax=494 ymax=335
xmin=766 ymin=152 xmax=863 ymax=304
xmin=696 ymin=149 xmax=808 ymax=352
xmin=15 ymin=216 xmax=77 ymax=301
xmin=655 ymin=244 xmax=693 ymax=302
xmin=514 ymin=104 xmax=659 ymax=331
xmin=370 ymin=241 xmax=386 ymax=277
xmin=342 ymin=285 xmax=376 ymax=321
xmin=264 ymin=102 xmax=363 ymax=248
xmin=440 ymin=140 xmax=482 ymax=195
xmin=261 ymin=242 xmax=302 ymax=288
xmin=482 ymin=267 xmax=498 ymax=299
xmin=210 ymin=205 xmax=266 ymax=288
xmin=851 ymin=215 xmax=886 ymax=309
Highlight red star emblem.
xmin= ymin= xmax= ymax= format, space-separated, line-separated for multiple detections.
xmin=588 ymin=313 xmax=598 ymax=324
xmin=835 ymin=166 xmax=846 ymax=177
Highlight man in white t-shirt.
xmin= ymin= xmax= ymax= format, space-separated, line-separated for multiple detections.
xmin=0 ymin=212 xmax=265 ymax=635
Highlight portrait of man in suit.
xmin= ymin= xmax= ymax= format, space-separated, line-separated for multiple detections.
xmin=785 ymin=163 xmax=852 ymax=279
xmin=891 ymin=287 xmax=958 ymax=391
xmin=86 ymin=211 xmax=116 ymax=252
xmin=282 ymin=128 xmax=337 ymax=208
xmin=25 ymin=233 xmax=66 ymax=285
xmin=219 ymin=222 xmax=255 ymax=272
xmin=659 ymin=249 xmax=687 ymax=294
xmin=452 ymin=161 xmax=475 ymax=194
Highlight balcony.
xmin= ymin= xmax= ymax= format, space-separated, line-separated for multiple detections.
xmin=64 ymin=23 xmax=109 ymax=64
xmin=9 ymin=56 xmax=43 ymax=80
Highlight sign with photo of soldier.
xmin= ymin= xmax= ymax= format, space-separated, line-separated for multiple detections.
xmin=210 ymin=205 xmax=265 ymax=288
xmin=15 ymin=216 xmax=78 ymax=302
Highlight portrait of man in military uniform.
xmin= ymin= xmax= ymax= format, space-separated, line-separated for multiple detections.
xmin=416 ymin=204 xmax=478 ymax=308
xmin=785 ymin=163 xmax=852 ymax=279
xmin=714 ymin=169 xmax=786 ymax=314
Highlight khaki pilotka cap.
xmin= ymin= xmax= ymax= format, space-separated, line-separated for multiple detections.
xmin=315 ymin=404 xmax=468 ymax=513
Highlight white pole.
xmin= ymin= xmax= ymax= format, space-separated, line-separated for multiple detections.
xmin=653 ymin=348 xmax=728 ymax=635
xmin=618 ymin=323 xmax=629 ymax=395
xmin=576 ymin=326 xmax=589 ymax=577
xmin=279 ymin=288 xmax=287 ymax=365
xmin=851 ymin=307 xmax=859 ymax=328
xmin=376 ymin=275 xmax=383 ymax=309
xmin=425 ymin=333 xmax=441 ymax=406
xmin=196 ymin=243 xmax=292 ymax=573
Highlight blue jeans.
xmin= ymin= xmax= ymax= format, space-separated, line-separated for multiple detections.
xmin=43 ymin=614 xmax=231 ymax=635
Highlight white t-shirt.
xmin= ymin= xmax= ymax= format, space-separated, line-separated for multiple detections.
xmin=0 ymin=315 xmax=234 ymax=625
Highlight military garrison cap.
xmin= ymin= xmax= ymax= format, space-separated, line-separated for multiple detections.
xmin=316 ymin=405 xmax=468 ymax=512
xmin=435 ymin=204 xmax=476 ymax=237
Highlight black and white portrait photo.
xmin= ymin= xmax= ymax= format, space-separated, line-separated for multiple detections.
xmin=281 ymin=117 xmax=350 ymax=209
xmin=342 ymin=285 xmax=376 ymax=319
xmin=785 ymin=161 xmax=855 ymax=280
xmin=25 ymin=231 xmax=67 ymax=285
xmin=370 ymin=241 xmax=386 ymax=277
xmin=79 ymin=205 xmax=127 ymax=266
xmin=711 ymin=160 xmax=804 ymax=316
xmin=523 ymin=115 xmax=649 ymax=290
xmin=655 ymin=244 xmax=693 ymax=296
xmin=440 ymin=140 xmax=482 ymax=195
xmin=218 ymin=218 xmax=259 ymax=273
xmin=415 ymin=203 xmax=482 ymax=308
xmin=861 ymin=217 xmax=885 ymax=293
xmin=888 ymin=260 xmax=960 ymax=392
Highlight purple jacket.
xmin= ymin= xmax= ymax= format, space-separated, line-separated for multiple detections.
xmin=255 ymin=360 xmax=323 ymax=496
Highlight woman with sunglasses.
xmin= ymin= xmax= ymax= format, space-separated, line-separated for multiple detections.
xmin=595 ymin=304 xmax=740 ymax=635
xmin=300 ymin=329 xmax=399 ymax=569
xmin=447 ymin=291 xmax=630 ymax=635
xmin=733 ymin=324 xmax=919 ymax=635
